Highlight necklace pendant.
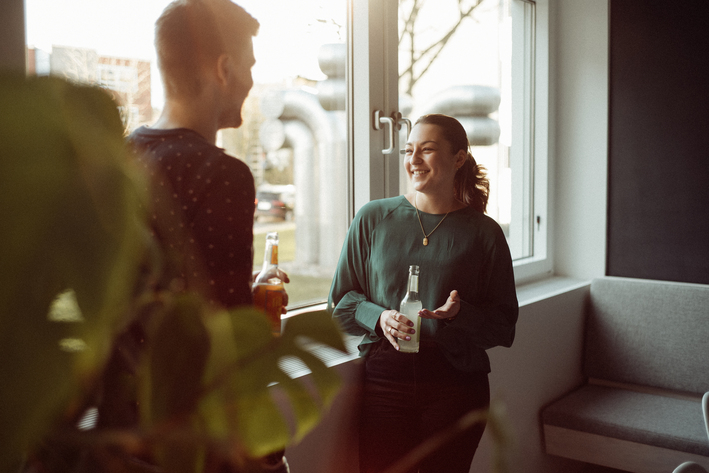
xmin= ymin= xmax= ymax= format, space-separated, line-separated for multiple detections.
xmin=423 ymin=237 xmax=429 ymax=246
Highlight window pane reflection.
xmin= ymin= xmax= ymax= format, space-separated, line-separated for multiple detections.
xmin=231 ymin=0 xmax=349 ymax=308
xmin=26 ymin=0 xmax=349 ymax=308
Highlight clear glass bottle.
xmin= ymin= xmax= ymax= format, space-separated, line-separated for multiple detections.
xmin=398 ymin=265 xmax=422 ymax=353
xmin=252 ymin=232 xmax=286 ymax=334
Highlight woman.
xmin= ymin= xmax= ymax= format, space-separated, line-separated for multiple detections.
xmin=328 ymin=114 xmax=518 ymax=473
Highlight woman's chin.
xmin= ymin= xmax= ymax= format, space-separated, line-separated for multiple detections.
xmin=409 ymin=178 xmax=427 ymax=191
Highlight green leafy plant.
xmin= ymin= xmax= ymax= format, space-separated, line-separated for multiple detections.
xmin=0 ymin=74 xmax=346 ymax=473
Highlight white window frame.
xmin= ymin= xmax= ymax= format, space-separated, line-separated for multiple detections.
xmin=510 ymin=0 xmax=552 ymax=283
xmin=350 ymin=0 xmax=552 ymax=284
xmin=350 ymin=0 xmax=401 ymax=217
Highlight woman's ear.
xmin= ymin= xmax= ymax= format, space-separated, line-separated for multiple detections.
xmin=455 ymin=150 xmax=467 ymax=169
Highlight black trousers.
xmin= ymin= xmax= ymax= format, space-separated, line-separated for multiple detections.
xmin=359 ymin=341 xmax=489 ymax=473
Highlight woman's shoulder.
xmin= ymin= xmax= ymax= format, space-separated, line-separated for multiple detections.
xmin=356 ymin=196 xmax=408 ymax=218
xmin=348 ymin=197 xmax=409 ymax=234
xmin=455 ymin=207 xmax=507 ymax=238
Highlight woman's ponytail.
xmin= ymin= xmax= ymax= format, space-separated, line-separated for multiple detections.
xmin=455 ymin=151 xmax=489 ymax=213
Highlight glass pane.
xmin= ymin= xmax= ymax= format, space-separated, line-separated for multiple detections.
xmin=26 ymin=0 xmax=350 ymax=308
xmin=239 ymin=0 xmax=348 ymax=308
xmin=397 ymin=0 xmax=531 ymax=260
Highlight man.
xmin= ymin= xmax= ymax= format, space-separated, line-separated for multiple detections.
xmin=128 ymin=1 xmax=289 ymax=470
xmin=129 ymin=0 xmax=260 ymax=309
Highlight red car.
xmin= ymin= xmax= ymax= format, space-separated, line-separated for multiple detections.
xmin=255 ymin=191 xmax=293 ymax=221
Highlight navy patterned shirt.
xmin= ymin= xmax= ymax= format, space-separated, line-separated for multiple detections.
xmin=128 ymin=126 xmax=255 ymax=308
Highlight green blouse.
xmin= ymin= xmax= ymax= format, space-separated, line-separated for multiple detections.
xmin=328 ymin=196 xmax=518 ymax=373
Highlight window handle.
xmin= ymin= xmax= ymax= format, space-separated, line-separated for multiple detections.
xmin=391 ymin=111 xmax=412 ymax=138
xmin=373 ymin=110 xmax=395 ymax=155
xmin=399 ymin=116 xmax=412 ymax=139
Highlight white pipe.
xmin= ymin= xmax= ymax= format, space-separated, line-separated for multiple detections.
xmin=282 ymin=119 xmax=318 ymax=267
xmin=413 ymin=85 xmax=502 ymax=146
xmin=318 ymin=43 xmax=346 ymax=78
xmin=415 ymin=85 xmax=501 ymax=117
xmin=279 ymin=90 xmax=347 ymax=271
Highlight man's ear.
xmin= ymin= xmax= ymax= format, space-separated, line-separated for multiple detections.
xmin=216 ymin=53 xmax=231 ymax=86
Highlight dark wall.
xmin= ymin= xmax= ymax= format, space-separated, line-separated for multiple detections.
xmin=608 ymin=0 xmax=709 ymax=285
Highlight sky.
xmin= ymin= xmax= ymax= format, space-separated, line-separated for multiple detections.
xmin=25 ymin=0 xmax=504 ymax=113
xmin=25 ymin=0 xmax=346 ymax=107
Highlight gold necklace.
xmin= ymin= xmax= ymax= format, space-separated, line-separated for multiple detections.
xmin=414 ymin=193 xmax=450 ymax=246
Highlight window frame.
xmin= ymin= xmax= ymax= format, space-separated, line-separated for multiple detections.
xmin=510 ymin=0 xmax=552 ymax=284
xmin=350 ymin=0 xmax=553 ymax=285
xmin=7 ymin=0 xmax=554 ymax=309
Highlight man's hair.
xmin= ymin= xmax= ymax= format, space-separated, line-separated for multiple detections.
xmin=155 ymin=0 xmax=259 ymax=98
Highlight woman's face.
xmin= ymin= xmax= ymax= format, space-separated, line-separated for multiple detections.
xmin=404 ymin=123 xmax=465 ymax=196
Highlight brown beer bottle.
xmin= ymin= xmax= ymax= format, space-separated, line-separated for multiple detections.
xmin=253 ymin=232 xmax=286 ymax=334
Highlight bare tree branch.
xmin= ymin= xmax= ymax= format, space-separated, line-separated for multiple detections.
xmin=399 ymin=0 xmax=484 ymax=96
xmin=398 ymin=0 xmax=421 ymax=47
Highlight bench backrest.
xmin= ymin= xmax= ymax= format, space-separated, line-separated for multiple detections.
xmin=584 ymin=277 xmax=709 ymax=394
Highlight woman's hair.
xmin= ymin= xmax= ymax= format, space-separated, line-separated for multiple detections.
xmin=155 ymin=0 xmax=259 ymax=98
xmin=414 ymin=113 xmax=489 ymax=213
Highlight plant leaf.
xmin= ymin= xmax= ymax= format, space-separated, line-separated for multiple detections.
xmin=0 ymin=74 xmax=146 ymax=472
xmin=147 ymin=294 xmax=210 ymax=425
xmin=199 ymin=307 xmax=346 ymax=457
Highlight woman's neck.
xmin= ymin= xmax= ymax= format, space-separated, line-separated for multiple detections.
xmin=409 ymin=192 xmax=465 ymax=214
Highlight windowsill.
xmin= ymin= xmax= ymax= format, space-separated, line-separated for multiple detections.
xmin=279 ymin=304 xmax=361 ymax=378
xmin=279 ymin=276 xmax=591 ymax=379
xmin=284 ymin=275 xmax=591 ymax=316
xmin=516 ymin=276 xmax=590 ymax=307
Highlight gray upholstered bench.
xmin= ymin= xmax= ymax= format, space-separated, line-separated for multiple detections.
xmin=541 ymin=277 xmax=709 ymax=473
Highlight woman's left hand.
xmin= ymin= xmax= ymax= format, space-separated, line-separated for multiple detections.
xmin=419 ymin=290 xmax=461 ymax=320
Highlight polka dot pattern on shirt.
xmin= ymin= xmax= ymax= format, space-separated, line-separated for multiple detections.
xmin=128 ymin=126 xmax=256 ymax=308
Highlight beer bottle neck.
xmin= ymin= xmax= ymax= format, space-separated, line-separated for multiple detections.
xmin=407 ymin=273 xmax=419 ymax=301
xmin=262 ymin=241 xmax=278 ymax=270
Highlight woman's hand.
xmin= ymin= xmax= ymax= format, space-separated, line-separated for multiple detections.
xmin=419 ymin=290 xmax=461 ymax=321
xmin=379 ymin=309 xmax=415 ymax=351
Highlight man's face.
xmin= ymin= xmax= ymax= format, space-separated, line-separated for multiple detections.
xmin=220 ymin=38 xmax=255 ymax=129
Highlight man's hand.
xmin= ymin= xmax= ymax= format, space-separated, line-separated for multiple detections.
xmin=252 ymin=269 xmax=290 ymax=313
xmin=252 ymin=268 xmax=290 ymax=284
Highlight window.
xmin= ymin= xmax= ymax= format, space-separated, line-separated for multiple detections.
xmin=396 ymin=0 xmax=526 ymax=255
xmin=19 ymin=0 xmax=549 ymax=312
xmin=354 ymin=0 xmax=551 ymax=283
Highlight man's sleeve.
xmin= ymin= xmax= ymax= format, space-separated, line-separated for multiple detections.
xmin=190 ymin=157 xmax=255 ymax=308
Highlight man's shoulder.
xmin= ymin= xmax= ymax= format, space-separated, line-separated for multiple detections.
xmin=129 ymin=126 xmax=251 ymax=174
xmin=129 ymin=126 xmax=214 ymax=155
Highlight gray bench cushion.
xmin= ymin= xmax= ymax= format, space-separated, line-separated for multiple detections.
xmin=542 ymin=385 xmax=709 ymax=457
xmin=585 ymin=277 xmax=709 ymax=393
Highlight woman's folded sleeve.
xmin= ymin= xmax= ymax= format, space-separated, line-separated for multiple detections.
xmin=331 ymin=290 xmax=386 ymax=338
xmin=327 ymin=209 xmax=386 ymax=338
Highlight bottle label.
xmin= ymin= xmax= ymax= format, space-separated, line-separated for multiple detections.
xmin=253 ymin=283 xmax=284 ymax=333
xmin=264 ymin=287 xmax=283 ymax=314
xmin=270 ymin=245 xmax=279 ymax=265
